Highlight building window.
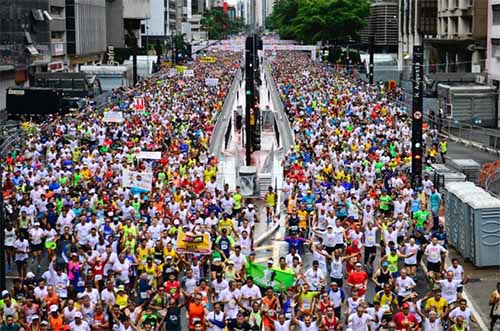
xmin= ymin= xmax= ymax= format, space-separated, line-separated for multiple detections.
xmin=50 ymin=6 xmax=64 ymax=17
xmin=51 ymin=31 xmax=64 ymax=41
xmin=493 ymin=5 xmax=500 ymax=25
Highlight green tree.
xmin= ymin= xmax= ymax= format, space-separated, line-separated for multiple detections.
xmin=201 ymin=9 xmax=244 ymax=40
xmin=269 ymin=0 xmax=370 ymax=43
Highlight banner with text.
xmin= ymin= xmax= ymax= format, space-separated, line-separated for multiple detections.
xmin=176 ymin=230 xmax=211 ymax=254
xmin=245 ymin=260 xmax=295 ymax=291
xmin=122 ymin=169 xmax=153 ymax=191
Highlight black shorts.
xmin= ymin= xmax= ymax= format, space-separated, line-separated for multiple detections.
xmin=16 ymin=259 xmax=27 ymax=266
xmin=31 ymin=243 xmax=43 ymax=252
xmin=325 ymin=246 xmax=335 ymax=254
xmin=427 ymin=261 xmax=441 ymax=273
xmin=365 ymin=246 xmax=376 ymax=255
xmin=330 ymin=277 xmax=343 ymax=287
xmin=334 ymin=243 xmax=345 ymax=251
xmin=404 ymin=263 xmax=417 ymax=267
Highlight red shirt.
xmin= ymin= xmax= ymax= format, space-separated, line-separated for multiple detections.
xmin=347 ymin=271 xmax=368 ymax=296
xmin=392 ymin=312 xmax=419 ymax=331
xmin=164 ymin=280 xmax=180 ymax=300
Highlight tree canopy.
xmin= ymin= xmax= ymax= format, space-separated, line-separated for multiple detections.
xmin=268 ymin=0 xmax=370 ymax=44
xmin=201 ymin=9 xmax=244 ymax=40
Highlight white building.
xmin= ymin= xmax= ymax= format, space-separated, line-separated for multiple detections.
xmin=488 ymin=0 xmax=500 ymax=85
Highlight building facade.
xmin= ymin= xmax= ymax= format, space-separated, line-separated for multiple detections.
xmin=398 ymin=0 xmax=438 ymax=76
xmin=488 ymin=0 xmax=500 ymax=84
xmin=424 ymin=0 xmax=487 ymax=78
xmin=361 ymin=0 xmax=399 ymax=53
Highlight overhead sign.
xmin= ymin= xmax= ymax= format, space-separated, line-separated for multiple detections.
xmin=205 ymin=78 xmax=219 ymax=87
xmin=133 ymin=97 xmax=145 ymax=111
xmin=122 ymin=169 xmax=153 ymax=191
xmin=176 ymin=230 xmax=211 ymax=254
xmin=103 ymin=111 xmax=124 ymax=123
xmin=175 ymin=65 xmax=187 ymax=74
xmin=48 ymin=61 xmax=64 ymax=72
xmin=136 ymin=151 xmax=162 ymax=160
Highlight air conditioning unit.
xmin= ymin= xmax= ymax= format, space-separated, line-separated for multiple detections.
xmin=475 ymin=75 xmax=485 ymax=85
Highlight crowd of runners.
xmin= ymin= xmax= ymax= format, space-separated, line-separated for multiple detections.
xmin=0 ymin=45 xmax=485 ymax=331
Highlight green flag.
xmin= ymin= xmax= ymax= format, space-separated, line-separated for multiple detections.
xmin=245 ymin=260 xmax=295 ymax=292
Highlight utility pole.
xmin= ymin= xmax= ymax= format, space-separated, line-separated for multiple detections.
xmin=412 ymin=45 xmax=424 ymax=189
xmin=245 ymin=35 xmax=255 ymax=165
xmin=368 ymin=35 xmax=374 ymax=85
xmin=0 ymin=164 xmax=5 ymax=291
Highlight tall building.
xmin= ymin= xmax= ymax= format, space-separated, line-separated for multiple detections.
xmin=65 ymin=0 xmax=107 ymax=70
xmin=487 ymin=0 xmax=500 ymax=88
xmin=398 ymin=0 xmax=438 ymax=75
xmin=487 ymin=0 xmax=500 ymax=119
xmin=360 ymin=0 xmax=399 ymax=53
xmin=106 ymin=0 xmax=151 ymax=48
xmin=424 ymin=0 xmax=487 ymax=77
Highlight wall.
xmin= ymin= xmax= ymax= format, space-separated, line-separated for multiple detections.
xmin=105 ymin=0 xmax=124 ymax=47
xmin=145 ymin=0 xmax=165 ymax=36
xmin=74 ymin=0 xmax=106 ymax=55
xmin=488 ymin=0 xmax=500 ymax=81
xmin=123 ymin=0 xmax=151 ymax=19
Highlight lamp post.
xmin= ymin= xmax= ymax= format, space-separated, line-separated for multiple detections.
xmin=411 ymin=45 xmax=424 ymax=189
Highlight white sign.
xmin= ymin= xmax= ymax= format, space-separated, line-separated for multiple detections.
xmin=183 ymin=69 xmax=194 ymax=77
xmin=205 ymin=78 xmax=219 ymax=87
xmin=167 ymin=68 xmax=178 ymax=77
xmin=122 ymin=170 xmax=153 ymax=191
xmin=103 ymin=111 xmax=124 ymax=123
xmin=133 ymin=97 xmax=145 ymax=111
xmin=137 ymin=151 xmax=162 ymax=160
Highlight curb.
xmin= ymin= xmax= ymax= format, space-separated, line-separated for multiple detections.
xmin=419 ymin=259 xmax=489 ymax=331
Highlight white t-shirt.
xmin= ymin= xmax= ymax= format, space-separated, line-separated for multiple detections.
xmin=273 ymin=320 xmax=291 ymax=331
xmin=297 ymin=320 xmax=318 ymax=331
xmin=396 ymin=276 xmax=416 ymax=297
xmin=14 ymin=239 xmax=29 ymax=261
xmin=449 ymin=307 xmax=472 ymax=330
xmin=239 ymin=284 xmax=261 ymax=309
xmin=219 ymin=288 xmax=240 ymax=319
xmin=439 ymin=279 xmax=462 ymax=304
xmin=207 ymin=311 xmax=225 ymax=331
xmin=348 ymin=312 xmax=372 ymax=331
xmin=425 ymin=244 xmax=447 ymax=263
xmin=447 ymin=265 xmax=464 ymax=281
xmin=69 ymin=320 xmax=90 ymax=331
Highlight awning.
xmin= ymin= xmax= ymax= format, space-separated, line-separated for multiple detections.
xmin=26 ymin=45 xmax=39 ymax=55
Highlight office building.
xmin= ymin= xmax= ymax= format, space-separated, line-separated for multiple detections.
xmin=360 ymin=0 xmax=399 ymax=53
xmin=106 ymin=0 xmax=151 ymax=49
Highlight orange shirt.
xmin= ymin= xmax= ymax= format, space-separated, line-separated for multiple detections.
xmin=49 ymin=314 xmax=63 ymax=331
xmin=45 ymin=293 xmax=59 ymax=306
xmin=187 ymin=302 xmax=205 ymax=329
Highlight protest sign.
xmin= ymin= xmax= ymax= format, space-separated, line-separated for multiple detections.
xmin=136 ymin=151 xmax=162 ymax=160
xmin=205 ymin=78 xmax=219 ymax=87
xmin=183 ymin=69 xmax=195 ymax=77
xmin=133 ymin=97 xmax=145 ymax=111
xmin=103 ymin=111 xmax=124 ymax=123
xmin=245 ymin=260 xmax=295 ymax=291
xmin=176 ymin=230 xmax=211 ymax=254
xmin=122 ymin=169 xmax=153 ymax=191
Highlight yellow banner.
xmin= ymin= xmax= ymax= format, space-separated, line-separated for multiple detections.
xmin=200 ymin=56 xmax=216 ymax=63
xmin=175 ymin=65 xmax=188 ymax=74
xmin=176 ymin=230 xmax=211 ymax=254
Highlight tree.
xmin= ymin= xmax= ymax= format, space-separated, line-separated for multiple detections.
xmin=201 ymin=9 xmax=244 ymax=40
xmin=269 ymin=0 xmax=370 ymax=43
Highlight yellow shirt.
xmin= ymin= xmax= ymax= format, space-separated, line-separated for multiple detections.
xmin=218 ymin=218 xmax=233 ymax=234
xmin=425 ymin=297 xmax=448 ymax=316
xmin=298 ymin=210 xmax=308 ymax=229
xmin=116 ymin=294 xmax=128 ymax=309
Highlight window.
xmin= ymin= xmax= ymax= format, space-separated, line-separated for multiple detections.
xmin=493 ymin=5 xmax=500 ymax=25
xmin=51 ymin=31 xmax=64 ymax=40
xmin=50 ymin=6 xmax=64 ymax=17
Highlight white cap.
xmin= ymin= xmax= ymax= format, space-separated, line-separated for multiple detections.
xmin=34 ymin=222 xmax=40 ymax=226
xmin=31 ymin=315 xmax=39 ymax=321
xmin=74 ymin=311 xmax=82 ymax=319
xmin=1 ymin=290 xmax=9 ymax=297
xmin=26 ymin=272 xmax=35 ymax=278
xmin=50 ymin=305 xmax=58 ymax=312
xmin=173 ymin=219 xmax=180 ymax=226
xmin=248 ymin=204 xmax=254 ymax=209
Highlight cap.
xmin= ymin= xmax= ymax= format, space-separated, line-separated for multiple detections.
xmin=355 ymin=262 xmax=362 ymax=267
xmin=50 ymin=305 xmax=58 ymax=312
xmin=331 ymin=282 xmax=338 ymax=286
xmin=173 ymin=219 xmax=180 ymax=226
xmin=227 ymin=260 xmax=234 ymax=264
xmin=118 ymin=285 xmax=125 ymax=292
xmin=166 ymin=256 xmax=173 ymax=260
xmin=1 ymin=290 xmax=9 ymax=297
xmin=267 ymin=259 xmax=274 ymax=264
xmin=41 ymin=321 xmax=49 ymax=326
xmin=382 ymin=261 xmax=389 ymax=267
xmin=31 ymin=315 xmax=39 ymax=321
xmin=26 ymin=272 xmax=35 ymax=278
xmin=34 ymin=222 xmax=40 ymax=226
xmin=402 ymin=302 xmax=410 ymax=309
xmin=352 ymin=240 xmax=359 ymax=246
xmin=74 ymin=311 xmax=83 ymax=319
xmin=248 ymin=204 xmax=254 ymax=209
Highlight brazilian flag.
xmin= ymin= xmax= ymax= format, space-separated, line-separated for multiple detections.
xmin=245 ymin=261 xmax=295 ymax=292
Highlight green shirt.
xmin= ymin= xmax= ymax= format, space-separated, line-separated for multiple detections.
xmin=379 ymin=195 xmax=392 ymax=211
xmin=233 ymin=193 xmax=242 ymax=210
xmin=414 ymin=210 xmax=429 ymax=228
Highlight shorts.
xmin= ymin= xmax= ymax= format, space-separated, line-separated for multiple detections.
xmin=325 ymin=246 xmax=335 ymax=255
xmin=15 ymin=259 xmax=27 ymax=267
xmin=330 ymin=277 xmax=343 ymax=287
xmin=334 ymin=243 xmax=345 ymax=251
xmin=365 ymin=246 xmax=376 ymax=256
xmin=31 ymin=243 xmax=43 ymax=252
xmin=457 ymin=285 xmax=463 ymax=293
xmin=404 ymin=263 xmax=417 ymax=267
xmin=427 ymin=261 xmax=441 ymax=273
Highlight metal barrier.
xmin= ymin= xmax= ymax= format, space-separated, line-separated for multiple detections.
xmin=263 ymin=63 xmax=295 ymax=153
xmin=209 ymin=70 xmax=242 ymax=158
